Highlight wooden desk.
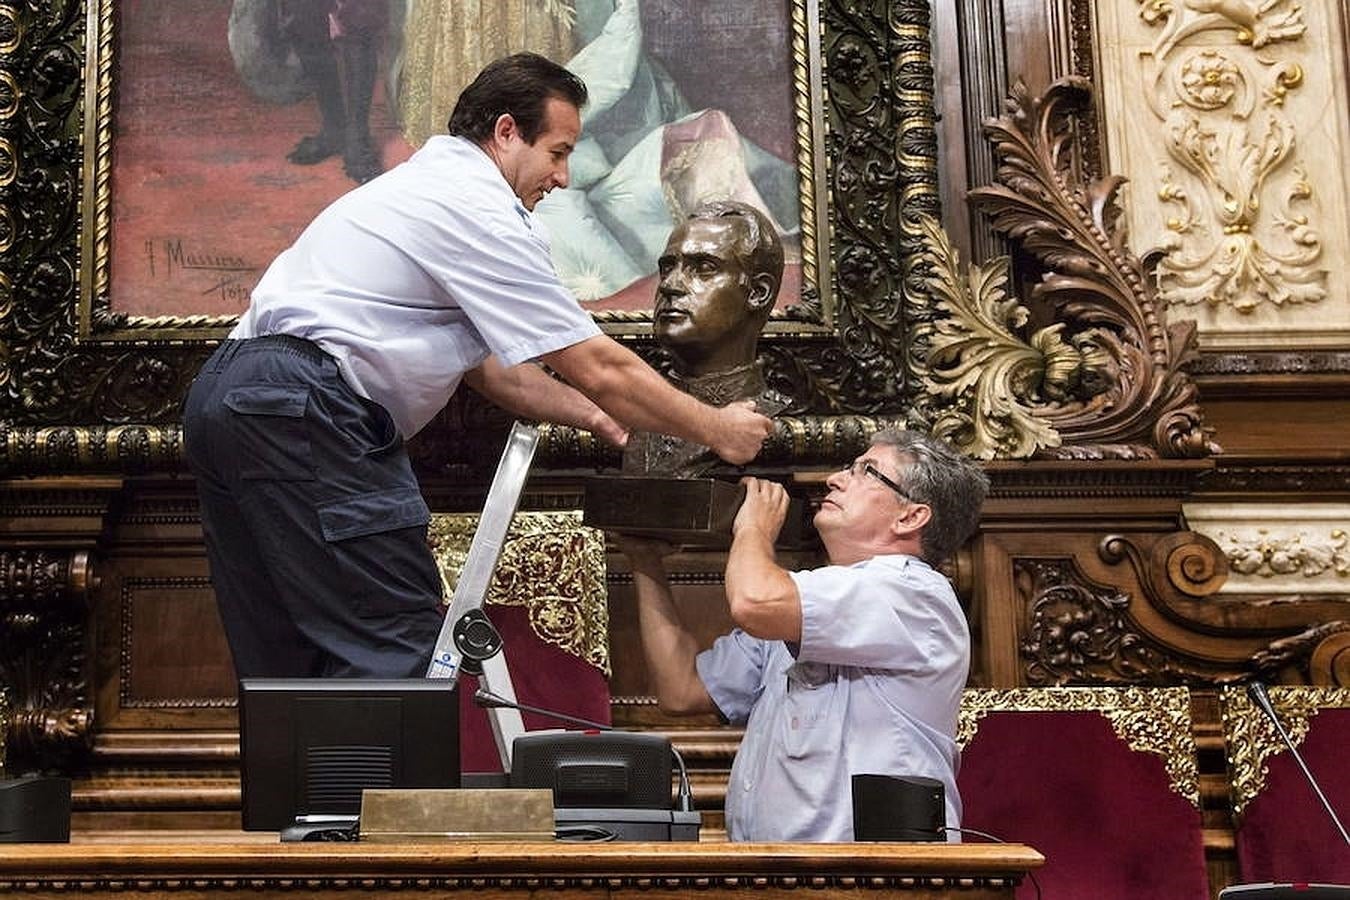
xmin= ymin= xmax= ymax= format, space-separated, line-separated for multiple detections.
xmin=0 ymin=839 xmax=1042 ymax=899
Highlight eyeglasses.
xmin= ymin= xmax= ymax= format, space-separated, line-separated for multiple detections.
xmin=843 ymin=460 xmax=917 ymax=502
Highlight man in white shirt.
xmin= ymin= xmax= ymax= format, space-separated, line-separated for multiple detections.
xmin=183 ymin=53 xmax=773 ymax=681
xmin=619 ymin=429 xmax=989 ymax=841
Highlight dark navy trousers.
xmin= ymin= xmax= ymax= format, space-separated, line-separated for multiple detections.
xmin=183 ymin=335 xmax=443 ymax=679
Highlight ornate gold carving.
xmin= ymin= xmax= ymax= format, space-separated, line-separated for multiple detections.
xmin=959 ymin=78 xmax=1219 ymax=459
xmin=1214 ymin=526 xmax=1349 ymax=579
xmin=791 ymin=0 xmax=825 ymax=323
xmin=916 ymin=215 xmax=1113 ymax=459
xmin=0 ymin=70 xmax=18 ymax=120
xmin=1 ymin=424 xmax=185 ymax=474
xmin=958 ymin=686 xmax=1201 ymax=806
xmin=0 ymin=7 xmax=19 ymax=55
xmin=428 ymin=511 xmax=611 ymax=676
xmin=1220 ymin=685 xmax=1350 ymax=816
xmin=0 ymin=136 xmax=15 ymax=189
xmin=1133 ymin=0 xmax=1326 ymax=313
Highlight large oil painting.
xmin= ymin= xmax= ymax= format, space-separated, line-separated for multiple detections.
xmin=86 ymin=0 xmax=828 ymax=337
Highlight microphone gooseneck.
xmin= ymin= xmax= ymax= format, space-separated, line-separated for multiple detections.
xmin=1245 ymin=680 xmax=1350 ymax=846
xmin=473 ymin=687 xmax=696 ymax=813
xmin=475 ymin=687 xmax=609 ymax=730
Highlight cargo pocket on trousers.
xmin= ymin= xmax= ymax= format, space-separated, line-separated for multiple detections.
xmin=317 ymin=487 xmax=436 ymax=618
xmin=223 ymin=384 xmax=316 ymax=480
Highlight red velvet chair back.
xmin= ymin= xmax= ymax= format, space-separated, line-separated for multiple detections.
xmin=429 ymin=512 xmax=613 ymax=773
xmin=958 ymin=687 xmax=1209 ymax=900
xmin=1221 ymin=686 xmax=1350 ymax=885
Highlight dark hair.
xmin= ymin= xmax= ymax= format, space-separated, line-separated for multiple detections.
xmin=869 ymin=429 xmax=990 ymax=566
xmin=446 ymin=53 xmax=588 ymax=144
xmin=689 ymin=200 xmax=785 ymax=303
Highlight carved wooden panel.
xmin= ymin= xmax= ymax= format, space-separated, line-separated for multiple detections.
xmin=92 ymin=480 xmax=238 ymax=734
xmin=120 ymin=578 xmax=234 ymax=708
xmin=1092 ymin=0 xmax=1350 ymax=351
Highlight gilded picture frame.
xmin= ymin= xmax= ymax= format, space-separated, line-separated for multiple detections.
xmin=77 ymin=0 xmax=833 ymax=342
xmin=2 ymin=0 xmax=940 ymax=470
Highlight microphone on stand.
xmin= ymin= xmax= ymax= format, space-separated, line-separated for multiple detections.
xmin=1216 ymin=683 xmax=1350 ymax=899
xmin=1245 ymin=680 xmax=1350 ymax=847
xmin=474 ymin=687 xmax=696 ymax=813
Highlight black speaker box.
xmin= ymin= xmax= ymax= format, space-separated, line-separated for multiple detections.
xmin=852 ymin=773 xmax=945 ymax=842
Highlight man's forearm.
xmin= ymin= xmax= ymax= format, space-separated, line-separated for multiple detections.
xmin=464 ymin=358 xmax=624 ymax=445
xmin=546 ymin=338 xmax=713 ymax=440
xmin=725 ymin=527 xmax=802 ymax=642
xmin=542 ymin=336 xmax=770 ymax=465
xmin=630 ymin=565 xmax=715 ymax=715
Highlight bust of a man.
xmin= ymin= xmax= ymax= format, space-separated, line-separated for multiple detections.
xmin=623 ymin=199 xmax=789 ymax=477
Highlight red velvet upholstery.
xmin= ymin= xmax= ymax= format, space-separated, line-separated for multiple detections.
xmin=456 ymin=605 xmax=613 ymax=773
xmin=428 ymin=512 xmax=613 ymax=774
xmin=1223 ymin=688 xmax=1350 ymax=884
xmin=958 ymin=690 xmax=1209 ymax=900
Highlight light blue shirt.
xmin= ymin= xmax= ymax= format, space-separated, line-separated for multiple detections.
xmin=232 ymin=135 xmax=601 ymax=439
xmin=696 ymin=554 xmax=969 ymax=842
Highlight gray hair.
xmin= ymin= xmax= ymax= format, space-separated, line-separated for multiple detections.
xmin=869 ymin=429 xmax=990 ymax=565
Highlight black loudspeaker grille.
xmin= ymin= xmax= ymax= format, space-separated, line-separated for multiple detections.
xmin=304 ymin=745 xmax=394 ymax=813
xmin=511 ymin=732 xmax=672 ymax=809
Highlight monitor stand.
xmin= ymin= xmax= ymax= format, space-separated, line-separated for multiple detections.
xmin=280 ymin=814 xmax=360 ymax=842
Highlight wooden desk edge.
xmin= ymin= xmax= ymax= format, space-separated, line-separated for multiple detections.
xmin=0 ymin=840 xmax=1044 ymax=879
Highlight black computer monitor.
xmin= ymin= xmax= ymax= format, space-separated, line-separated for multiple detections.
xmin=238 ymin=678 xmax=460 ymax=832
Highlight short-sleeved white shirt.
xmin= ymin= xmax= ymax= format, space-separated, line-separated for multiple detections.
xmin=696 ymin=554 xmax=970 ymax=841
xmin=232 ymin=135 xmax=601 ymax=439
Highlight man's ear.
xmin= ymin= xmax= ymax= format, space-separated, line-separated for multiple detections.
xmin=890 ymin=502 xmax=931 ymax=539
xmin=492 ymin=113 xmax=520 ymax=147
xmin=747 ymin=273 xmax=777 ymax=310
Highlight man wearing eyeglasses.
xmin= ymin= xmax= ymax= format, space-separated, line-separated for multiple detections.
xmin=618 ymin=428 xmax=989 ymax=841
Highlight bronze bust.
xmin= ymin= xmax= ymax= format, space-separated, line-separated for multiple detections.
xmin=623 ymin=199 xmax=790 ymax=478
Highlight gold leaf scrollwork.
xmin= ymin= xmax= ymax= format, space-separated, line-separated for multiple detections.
xmin=428 ymin=511 xmax=610 ymax=676
xmin=916 ymin=214 xmax=1121 ymax=459
xmin=1220 ymin=685 xmax=1350 ymax=817
xmin=959 ymin=687 xmax=1201 ymax=807
xmin=0 ymin=7 xmax=19 ymax=55
xmin=0 ymin=70 xmax=17 ymax=120
xmin=967 ymin=77 xmax=1220 ymax=459
xmin=0 ymin=136 xmax=15 ymax=189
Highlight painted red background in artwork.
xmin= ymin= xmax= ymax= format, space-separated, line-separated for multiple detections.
xmin=109 ymin=1 xmax=804 ymax=319
xmin=110 ymin=0 xmax=415 ymax=318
